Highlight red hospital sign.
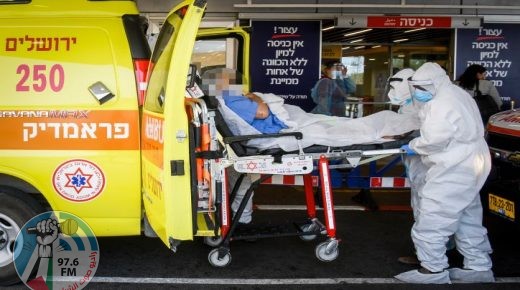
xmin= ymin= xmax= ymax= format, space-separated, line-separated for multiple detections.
xmin=367 ymin=16 xmax=452 ymax=28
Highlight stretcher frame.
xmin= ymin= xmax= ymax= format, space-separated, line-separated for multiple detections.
xmin=186 ymin=96 xmax=407 ymax=267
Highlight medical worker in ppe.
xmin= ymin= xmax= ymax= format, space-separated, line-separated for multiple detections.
xmin=387 ymin=68 xmax=417 ymax=115
xmin=386 ymin=69 xmax=427 ymax=265
xmin=395 ymin=62 xmax=494 ymax=284
xmin=310 ymin=61 xmax=356 ymax=117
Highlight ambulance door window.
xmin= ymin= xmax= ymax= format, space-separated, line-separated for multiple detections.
xmin=192 ymin=38 xmax=240 ymax=79
xmin=144 ymin=12 xmax=184 ymax=113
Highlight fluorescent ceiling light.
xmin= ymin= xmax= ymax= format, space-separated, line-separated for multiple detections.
xmin=397 ymin=54 xmax=405 ymax=57
xmin=350 ymin=38 xmax=363 ymax=43
xmin=404 ymin=27 xmax=426 ymax=33
xmin=371 ymin=45 xmax=381 ymax=48
xmin=393 ymin=38 xmax=409 ymax=43
xmin=322 ymin=26 xmax=335 ymax=31
xmin=354 ymin=46 xmax=366 ymax=50
xmin=369 ymin=58 xmax=376 ymax=61
xmin=341 ymin=46 xmax=350 ymax=50
xmin=344 ymin=28 xmax=372 ymax=37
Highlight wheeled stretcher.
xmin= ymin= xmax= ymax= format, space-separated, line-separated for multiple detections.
xmin=185 ymin=96 xmax=411 ymax=267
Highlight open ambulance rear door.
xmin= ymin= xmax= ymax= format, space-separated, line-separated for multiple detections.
xmin=141 ymin=0 xmax=206 ymax=249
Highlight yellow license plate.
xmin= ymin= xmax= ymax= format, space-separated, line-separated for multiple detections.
xmin=488 ymin=193 xmax=515 ymax=221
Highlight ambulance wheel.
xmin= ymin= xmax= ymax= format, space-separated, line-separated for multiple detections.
xmin=204 ymin=236 xmax=223 ymax=247
xmin=0 ymin=188 xmax=43 ymax=286
xmin=299 ymin=223 xmax=318 ymax=241
xmin=315 ymin=240 xmax=339 ymax=262
xmin=208 ymin=248 xmax=231 ymax=267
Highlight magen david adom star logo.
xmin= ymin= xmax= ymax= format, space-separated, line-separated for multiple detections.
xmin=13 ymin=211 xmax=99 ymax=290
xmin=52 ymin=159 xmax=106 ymax=202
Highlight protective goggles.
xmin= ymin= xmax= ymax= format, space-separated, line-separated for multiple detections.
xmin=407 ymin=77 xmax=436 ymax=94
xmin=383 ymin=77 xmax=404 ymax=98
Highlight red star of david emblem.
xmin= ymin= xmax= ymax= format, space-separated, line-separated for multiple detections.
xmin=65 ymin=168 xmax=93 ymax=194
xmin=246 ymin=161 xmax=258 ymax=170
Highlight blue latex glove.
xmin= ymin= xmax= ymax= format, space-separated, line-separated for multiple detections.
xmin=400 ymin=144 xmax=416 ymax=156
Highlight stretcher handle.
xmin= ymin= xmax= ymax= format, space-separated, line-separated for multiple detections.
xmin=214 ymin=180 xmax=222 ymax=237
xmin=194 ymin=126 xmax=201 ymax=148
xmin=223 ymin=132 xmax=303 ymax=144
xmin=362 ymin=148 xmax=402 ymax=156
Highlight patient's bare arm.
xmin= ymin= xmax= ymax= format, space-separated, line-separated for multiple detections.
xmin=245 ymin=93 xmax=269 ymax=119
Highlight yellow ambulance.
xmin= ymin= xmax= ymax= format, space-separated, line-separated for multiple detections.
xmin=0 ymin=0 xmax=246 ymax=284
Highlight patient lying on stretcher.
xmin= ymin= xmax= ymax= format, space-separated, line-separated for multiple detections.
xmin=201 ymin=68 xmax=420 ymax=152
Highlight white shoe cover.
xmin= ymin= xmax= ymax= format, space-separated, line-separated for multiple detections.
xmin=395 ymin=269 xmax=451 ymax=284
xmin=448 ymin=268 xmax=495 ymax=283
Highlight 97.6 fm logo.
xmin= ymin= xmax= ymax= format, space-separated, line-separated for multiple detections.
xmin=13 ymin=211 xmax=99 ymax=290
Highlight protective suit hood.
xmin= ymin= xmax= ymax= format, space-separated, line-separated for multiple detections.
xmin=387 ymin=68 xmax=415 ymax=105
xmin=410 ymin=62 xmax=450 ymax=97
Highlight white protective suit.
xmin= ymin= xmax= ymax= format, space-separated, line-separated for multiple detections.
xmin=407 ymin=63 xmax=493 ymax=274
xmin=387 ymin=68 xmax=426 ymax=220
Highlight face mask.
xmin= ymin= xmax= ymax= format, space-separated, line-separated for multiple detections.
xmin=214 ymin=84 xmax=244 ymax=97
xmin=227 ymin=84 xmax=244 ymax=96
xmin=387 ymin=88 xmax=399 ymax=104
xmin=388 ymin=89 xmax=411 ymax=106
xmin=386 ymin=77 xmax=412 ymax=106
xmin=412 ymin=90 xmax=433 ymax=102
xmin=330 ymin=70 xmax=342 ymax=80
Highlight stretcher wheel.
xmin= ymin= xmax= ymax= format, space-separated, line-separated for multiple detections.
xmin=208 ymin=248 xmax=231 ymax=267
xmin=299 ymin=223 xmax=318 ymax=241
xmin=204 ymin=236 xmax=223 ymax=247
xmin=315 ymin=240 xmax=339 ymax=262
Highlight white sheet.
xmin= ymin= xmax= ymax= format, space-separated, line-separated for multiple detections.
xmin=217 ymin=93 xmax=420 ymax=152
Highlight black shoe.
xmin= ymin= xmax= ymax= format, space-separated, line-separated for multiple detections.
xmin=398 ymin=255 xmax=420 ymax=265
xmin=351 ymin=189 xmax=379 ymax=211
xmin=418 ymin=267 xmax=444 ymax=274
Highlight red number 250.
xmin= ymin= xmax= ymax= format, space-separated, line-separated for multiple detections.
xmin=16 ymin=64 xmax=65 ymax=92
